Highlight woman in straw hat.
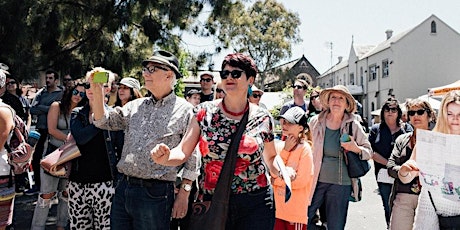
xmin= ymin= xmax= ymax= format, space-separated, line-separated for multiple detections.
xmin=307 ymin=85 xmax=372 ymax=230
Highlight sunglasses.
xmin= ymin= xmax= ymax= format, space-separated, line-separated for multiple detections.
xmin=252 ymin=94 xmax=262 ymax=98
xmin=310 ymin=95 xmax=319 ymax=99
xmin=6 ymin=81 xmax=16 ymax=85
xmin=292 ymin=85 xmax=306 ymax=90
xmin=216 ymin=88 xmax=224 ymax=93
xmin=200 ymin=78 xmax=213 ymax=83
xmin=384 ymin=107 xmax=398 ymax=113
xmin=408 ymin=109 xmax=426 ymax=116
xmin=142 ymin=65 xmax=169 ymax=74
xmin=219 ymin=70 xmax=244 ymax=80
xmin=63 ymin=78 xmax=72 ymax=82
xmin=72 ymin=89 xmax=86 ymax=97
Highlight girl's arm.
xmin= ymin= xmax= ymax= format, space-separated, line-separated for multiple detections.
xmin=47 ymin=102 xmax=67 ymax=141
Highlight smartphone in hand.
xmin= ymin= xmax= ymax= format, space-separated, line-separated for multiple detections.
xmin=93 ymin=72 xmax=109 ymax=83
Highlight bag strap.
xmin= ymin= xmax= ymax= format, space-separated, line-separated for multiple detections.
xmin=211 ymin=109 xmax=249 ymax=203
xmin=348 ymin=122 xmax=353 ymax=136
xmin=428 ymin=191 xmax=439 ymax=213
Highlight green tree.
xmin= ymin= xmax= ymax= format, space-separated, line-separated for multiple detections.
xmin=0 ymin=0 xmax=236 ymax=82
xmin=205 ymin=0 xmax=302 ymax=88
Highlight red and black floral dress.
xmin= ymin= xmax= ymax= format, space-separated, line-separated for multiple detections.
xmin=194 ymin=101 xmax=274 ymax=195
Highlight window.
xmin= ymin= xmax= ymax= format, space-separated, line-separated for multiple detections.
xmin=431 ymin=21 xmax=437 ymax=34
xmin=349 ymin=73 xmax=355 ymax=85
xmin=382 ymin=60 xmax=389 ymax=78
xmin=360 ymin=67 xmax=363 ymax=85
xmin=369 ymin=65 xmax=377 ymax=81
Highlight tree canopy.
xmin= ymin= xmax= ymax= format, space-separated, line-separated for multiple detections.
xmin=205 ymin=0 xmax=302 ymax=88
xmin=0 ymin=0 xmax=301 ymax=87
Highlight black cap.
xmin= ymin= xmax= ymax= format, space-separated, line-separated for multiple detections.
xmin=142 ymin=50 xmax=182 ymax=78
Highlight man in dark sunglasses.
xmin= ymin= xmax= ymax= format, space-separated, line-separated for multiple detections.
xmin=280 ymin=79 xmax=310 ymax=115
xmin=62 ymin=74 xmax=74 ymax=90
xmin=199 ymin=72 xmax=215 ymax=103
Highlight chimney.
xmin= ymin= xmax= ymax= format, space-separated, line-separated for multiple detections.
xmin=338 ymin=56 xmax=343 ymax=63
xmin=385 ymin=29 xmax=393 ymax=40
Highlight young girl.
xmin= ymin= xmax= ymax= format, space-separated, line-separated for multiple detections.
xmin=272 ymin=106 xmax=314 ymax=230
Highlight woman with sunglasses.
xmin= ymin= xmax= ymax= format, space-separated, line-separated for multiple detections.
xmin=214 ymin=81 xmax=226 ymax=100
xmin=306 ymin=88 xmax=323 ymax=122
xmin=152 ymin=53 xmax=281 ymax=229
xmin=387 ymin=98 xmax=434 ymax=229
xmin=398 ymin=91 xmax=460 ymax=230
xmin=31 ymin=83 xmax=87 ymax=230
xmin=248 ymin=85 xmax=267 ymax=109
xmin=280 ymin=79 xmax=309 ymax=115
xmin=6 ymin=77 xmax=31 ymax=128
xmin=369 ymin=98 xmax=413 ymax=228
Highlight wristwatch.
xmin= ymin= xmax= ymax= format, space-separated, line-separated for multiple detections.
xmin=181 ymin=183 xmax=192 ymax=192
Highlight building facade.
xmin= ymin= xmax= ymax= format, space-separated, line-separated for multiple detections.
xmin=317 ymin=15 xmax=460 ymax=120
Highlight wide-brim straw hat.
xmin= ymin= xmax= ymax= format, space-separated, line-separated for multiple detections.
xmin=319 ymin=85 xmax=357 ymax=113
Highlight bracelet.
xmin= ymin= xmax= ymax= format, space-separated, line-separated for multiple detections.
xmin=399 ymin=171 xmax=410 ymax=177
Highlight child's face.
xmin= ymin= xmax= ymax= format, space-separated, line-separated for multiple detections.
xmin=280 ymin=119 xmax=302 ymax=137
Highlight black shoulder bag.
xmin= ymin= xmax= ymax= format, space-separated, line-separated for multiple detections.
xmin=428 ymin=191 xmax=460 ymax=229
xmin=343 ymin=122 xmax=371 ymax=178
xmin=189 ymin=110 xmax=249 ymax=230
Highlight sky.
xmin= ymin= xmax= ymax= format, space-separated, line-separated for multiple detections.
xmin=181 ymin=0 xmax=460 ymax=74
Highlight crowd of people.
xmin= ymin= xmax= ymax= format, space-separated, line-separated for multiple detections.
xmin=0 ymin=50 xmax=459 ymax=230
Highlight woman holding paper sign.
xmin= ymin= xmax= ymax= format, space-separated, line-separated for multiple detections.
xmin=307 ymin=85 xmax=372 ymax=230
xmin=399 ymin=91 xmax=460 ymax=230
xmin=368 ymin=98 xmax=412 ymax=227
xmin=31 ymin=83 xmax=87 ymax=230
xmin=387 ymin=98 xmax=434 ymax=230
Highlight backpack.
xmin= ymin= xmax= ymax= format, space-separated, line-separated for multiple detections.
xmin=3 ymin=112 xmax=33 ymax=174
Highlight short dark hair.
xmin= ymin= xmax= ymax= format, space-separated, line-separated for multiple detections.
xmin=380 ymin=98 xmax=402 ymax=126
xmin=45 ymin=69 xmax=59 ymax=80
xmin=221 ymin=53 xmax=258 ymax=80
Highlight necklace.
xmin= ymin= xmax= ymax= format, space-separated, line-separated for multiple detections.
xmin=222 ymin=99 xmax=249 ymax=116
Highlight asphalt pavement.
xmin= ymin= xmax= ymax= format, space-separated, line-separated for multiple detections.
xmin=13 ymin=160 xmax=387 ymax=230
xmin=346 ymin=160 xmax=388 ymax=230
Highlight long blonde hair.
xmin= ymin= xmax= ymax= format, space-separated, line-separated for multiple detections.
xmin=433 ymin=90 xmax=460 ymax=134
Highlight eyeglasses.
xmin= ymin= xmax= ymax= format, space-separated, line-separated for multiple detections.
xmin=292 ymin=85 xmax=306 ymax=90
xmin=142 ymin=65 xmax=169 ymax=74
xmin=384 ymin=107 xmax=398 ymax=113
xmin=6 ymin=81 xmax=16 ymax=85
xmin=310 ymin=95 xmax=319 ymax=99
xmin=200 ymin=78 xmax=213 ymax=83
xmin=219 ymin=70 xmax=244 ymax=80
xmin=252 ymin=94 xmax=262 ymax=98
xmin=72 ymin=89 xmax=86 ymax=97
xmin=408 ymin=109 xmax=426 ymax=116
xmin=216 ymin=88 xmax=224 ymax=93
xmin=63 ymin=78 xmax=72 ymax=82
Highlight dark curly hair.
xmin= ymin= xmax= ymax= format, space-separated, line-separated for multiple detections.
xmin=221 ymin=53 xmax=258 ymax=79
